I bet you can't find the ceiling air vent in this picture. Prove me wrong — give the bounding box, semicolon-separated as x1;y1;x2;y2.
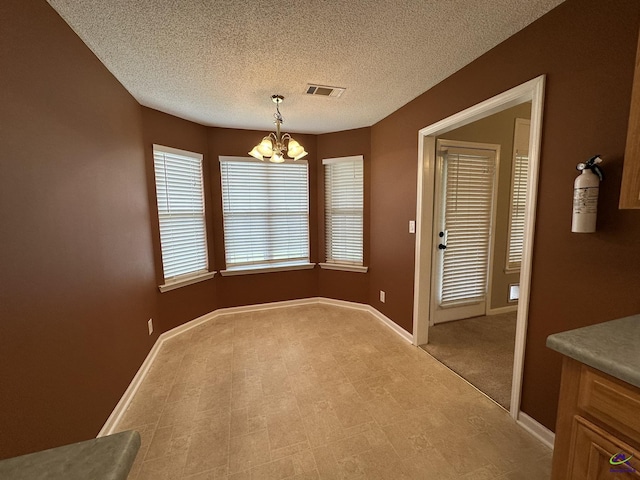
305;84;345;98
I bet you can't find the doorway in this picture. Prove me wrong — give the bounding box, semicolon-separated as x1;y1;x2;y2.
412;76;545;420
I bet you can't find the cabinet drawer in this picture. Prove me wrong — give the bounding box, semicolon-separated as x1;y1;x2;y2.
578;366;640;445
569;416;640;479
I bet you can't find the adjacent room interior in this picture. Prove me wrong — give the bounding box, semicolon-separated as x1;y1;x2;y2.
421;102;532;411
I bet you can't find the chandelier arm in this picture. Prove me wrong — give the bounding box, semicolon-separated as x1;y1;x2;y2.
274;116;282;142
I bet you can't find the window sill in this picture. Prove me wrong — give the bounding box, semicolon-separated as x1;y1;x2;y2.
220;262;316;277
159;271;216;293
319;263;369;273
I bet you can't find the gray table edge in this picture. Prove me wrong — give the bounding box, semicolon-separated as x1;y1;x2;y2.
0;430;140;480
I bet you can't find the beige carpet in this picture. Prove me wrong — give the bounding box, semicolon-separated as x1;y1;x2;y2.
421;311;517;410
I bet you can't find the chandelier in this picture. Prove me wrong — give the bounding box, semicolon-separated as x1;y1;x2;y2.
248;94;308;163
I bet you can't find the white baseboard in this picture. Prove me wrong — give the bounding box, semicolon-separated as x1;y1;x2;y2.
160;298;316;343
97;338;164;437
98;297;412;436
486;305;518;315
517;411;555;450
317;297;413;343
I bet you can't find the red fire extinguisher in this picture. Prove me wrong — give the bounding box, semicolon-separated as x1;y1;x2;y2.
572;155;603;233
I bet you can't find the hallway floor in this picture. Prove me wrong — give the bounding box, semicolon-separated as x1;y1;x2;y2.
421;311;517;410
116;304;551;479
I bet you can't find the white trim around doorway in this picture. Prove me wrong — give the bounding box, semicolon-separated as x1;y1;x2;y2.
412;75;546;421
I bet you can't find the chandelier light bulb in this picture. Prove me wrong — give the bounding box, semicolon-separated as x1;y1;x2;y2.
287;138;302;157
248;146;263;160
293;149;308;161
256;137;274;157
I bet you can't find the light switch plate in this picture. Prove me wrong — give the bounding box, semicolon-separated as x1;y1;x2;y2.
409;220;416;234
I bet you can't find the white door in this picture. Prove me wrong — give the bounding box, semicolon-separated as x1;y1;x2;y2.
431;140;499;324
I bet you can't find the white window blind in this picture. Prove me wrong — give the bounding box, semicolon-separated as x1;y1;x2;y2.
323;156;364;265
153;145;209;282
440;149;496;306
506;118;530;272
219;156;309;269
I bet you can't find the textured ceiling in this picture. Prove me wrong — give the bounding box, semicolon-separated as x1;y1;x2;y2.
46;0;564;134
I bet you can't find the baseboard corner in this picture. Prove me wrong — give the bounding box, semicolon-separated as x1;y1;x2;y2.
517;411;555;450
98;296;413;435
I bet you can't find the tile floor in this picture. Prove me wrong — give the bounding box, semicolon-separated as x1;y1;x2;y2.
117;304;551;479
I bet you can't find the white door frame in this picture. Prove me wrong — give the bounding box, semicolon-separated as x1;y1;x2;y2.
412;75;545;419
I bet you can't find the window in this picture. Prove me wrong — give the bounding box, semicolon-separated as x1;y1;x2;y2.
219;156;311;274
321;155;366;272
153;145;212;292
506;118;530;273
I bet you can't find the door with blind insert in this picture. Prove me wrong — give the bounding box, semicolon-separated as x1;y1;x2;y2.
432;141;498;324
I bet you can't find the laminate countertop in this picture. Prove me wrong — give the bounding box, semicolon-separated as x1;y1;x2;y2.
546;313;640;388
0;430;140;480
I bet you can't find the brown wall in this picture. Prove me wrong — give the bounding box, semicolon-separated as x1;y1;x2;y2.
369;120;420;331
141;108;218;332
0;1;157;458
369;0;640;429
317;128;371;304
4;0;640;459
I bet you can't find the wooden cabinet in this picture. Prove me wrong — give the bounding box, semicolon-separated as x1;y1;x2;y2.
621;28;640;209
569;417;640;479
552;358;640;479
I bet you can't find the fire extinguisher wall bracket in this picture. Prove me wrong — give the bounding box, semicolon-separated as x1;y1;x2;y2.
572;155;603;233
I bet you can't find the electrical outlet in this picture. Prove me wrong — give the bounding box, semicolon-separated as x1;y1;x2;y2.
147;318;153;335
380;290;386;303
409;220;416;234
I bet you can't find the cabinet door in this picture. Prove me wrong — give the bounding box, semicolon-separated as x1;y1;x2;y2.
621;29;640;209
569;416;640;479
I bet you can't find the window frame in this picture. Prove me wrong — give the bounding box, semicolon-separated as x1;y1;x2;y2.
320;155;367;273
153;144;214;292
218;156;313;276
